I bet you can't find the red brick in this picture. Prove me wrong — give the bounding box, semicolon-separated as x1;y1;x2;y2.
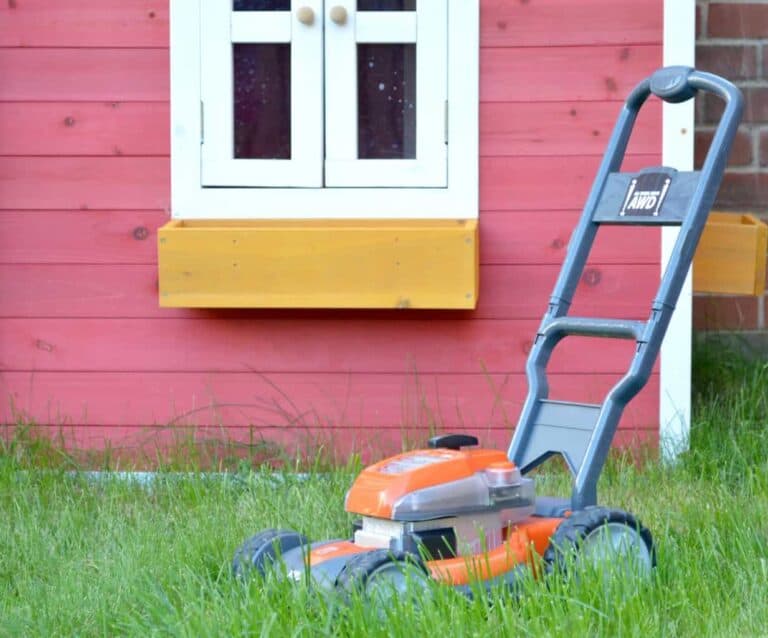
708;3;768;38
700;87;768;125
696;4;704;38
693;295;758;331
695;127;753;168
764;45;768;80
715;172;768;210
760;129;768;167
696;44;758;81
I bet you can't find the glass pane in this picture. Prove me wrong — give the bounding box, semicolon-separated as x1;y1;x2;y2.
233;44;291;159
358;44;416;160
358;0;416;9
234;0;290;10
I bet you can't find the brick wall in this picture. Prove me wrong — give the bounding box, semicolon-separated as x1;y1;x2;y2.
694;1;768;332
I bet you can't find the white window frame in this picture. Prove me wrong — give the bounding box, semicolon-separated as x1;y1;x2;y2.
170;0;479;220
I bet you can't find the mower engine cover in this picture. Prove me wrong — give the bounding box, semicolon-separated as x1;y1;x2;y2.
338;448;535;557
345;448;535;521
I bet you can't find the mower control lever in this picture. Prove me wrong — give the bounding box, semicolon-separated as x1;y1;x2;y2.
428;434;479;450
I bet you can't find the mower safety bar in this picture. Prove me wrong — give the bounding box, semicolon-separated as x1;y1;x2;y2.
538;318;646;342
508;67;744;511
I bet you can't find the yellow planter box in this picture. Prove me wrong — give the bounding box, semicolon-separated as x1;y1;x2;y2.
158;219;478;309
693;212;768;296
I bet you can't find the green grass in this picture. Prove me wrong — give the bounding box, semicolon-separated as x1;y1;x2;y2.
1;345;767;637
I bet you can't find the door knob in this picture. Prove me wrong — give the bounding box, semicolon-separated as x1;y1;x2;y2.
329;5;348;25
296;6;315;25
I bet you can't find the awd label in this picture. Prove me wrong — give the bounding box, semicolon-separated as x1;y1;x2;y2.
619;172;672;216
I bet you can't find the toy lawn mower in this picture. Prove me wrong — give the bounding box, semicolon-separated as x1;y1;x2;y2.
232;67;743;597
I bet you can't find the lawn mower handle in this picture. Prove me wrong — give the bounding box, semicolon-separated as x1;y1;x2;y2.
508;67;744;511
643;65;742;105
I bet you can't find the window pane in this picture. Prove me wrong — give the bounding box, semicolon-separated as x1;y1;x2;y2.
358;0;416;10
234;44;291;159
234;0;290;10
357;44;416;160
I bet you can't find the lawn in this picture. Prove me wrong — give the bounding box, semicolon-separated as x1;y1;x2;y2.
1;343;767;637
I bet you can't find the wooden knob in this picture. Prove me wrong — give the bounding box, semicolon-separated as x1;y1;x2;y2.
296;6;315;25
329;5;348;25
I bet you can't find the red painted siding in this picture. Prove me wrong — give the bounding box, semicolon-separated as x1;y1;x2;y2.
0;1;663;458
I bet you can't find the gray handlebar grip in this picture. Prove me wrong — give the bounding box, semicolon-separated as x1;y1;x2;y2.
649;66;697;103
645;65;743;109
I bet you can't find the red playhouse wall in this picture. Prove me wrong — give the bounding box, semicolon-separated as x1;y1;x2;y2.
0;1;663;459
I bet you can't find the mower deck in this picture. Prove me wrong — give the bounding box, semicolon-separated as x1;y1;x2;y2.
305;515;563;587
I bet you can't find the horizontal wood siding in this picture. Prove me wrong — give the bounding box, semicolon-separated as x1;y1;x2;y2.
0;423;659;463
0;371;659;436
0;210;658;266
0;103;170;156
0;264;660;319
1;318;643;374
0;0;663;457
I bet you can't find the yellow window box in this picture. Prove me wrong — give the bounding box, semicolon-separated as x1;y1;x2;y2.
693;212;768;296
158;219;478;309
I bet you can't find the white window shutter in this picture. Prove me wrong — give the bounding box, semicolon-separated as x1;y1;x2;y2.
200;0;324;187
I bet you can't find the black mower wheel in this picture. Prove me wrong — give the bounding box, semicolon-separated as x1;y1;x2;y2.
232;528;308;579
543;506;656;578
335;550;430;602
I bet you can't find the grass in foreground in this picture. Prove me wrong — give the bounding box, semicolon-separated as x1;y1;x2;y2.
1;346;767;637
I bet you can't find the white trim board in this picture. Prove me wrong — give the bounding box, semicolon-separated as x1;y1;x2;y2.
660;0;695;460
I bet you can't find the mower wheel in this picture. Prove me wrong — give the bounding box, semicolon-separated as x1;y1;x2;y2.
232;528;308;578
335;550;430;602
543;506;655;578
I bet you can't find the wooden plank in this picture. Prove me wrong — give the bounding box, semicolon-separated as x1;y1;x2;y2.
480;263;658;319
158;220;479;310
0;46;659;104
0;100;658;159
480;0;662;48
0;156;665;212
0;371;660;432
0;158;169;211
0;423;658;463
481;211;659;266
0;0;168;48
0;210;164;265
480;101;662;157
0;318;646;374
0;210;658;266
0;103;169;157
0;1;660;50
0;49;169;102
0;263;658;319
480;45;661;103
693;213;768;296
480;154;660;212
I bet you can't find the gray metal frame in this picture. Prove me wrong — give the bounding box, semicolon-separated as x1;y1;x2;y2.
507;67;744;510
